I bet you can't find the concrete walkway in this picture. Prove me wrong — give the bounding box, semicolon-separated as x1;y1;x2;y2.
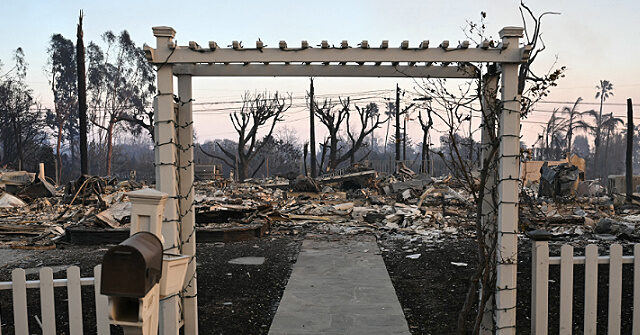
269;235;410;335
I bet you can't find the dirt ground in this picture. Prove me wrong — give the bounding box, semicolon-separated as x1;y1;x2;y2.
380;235;636;334
0;237;302;335
378;234;478;334
0;234;636;334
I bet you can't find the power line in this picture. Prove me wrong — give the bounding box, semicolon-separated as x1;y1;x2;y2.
537;100;640;107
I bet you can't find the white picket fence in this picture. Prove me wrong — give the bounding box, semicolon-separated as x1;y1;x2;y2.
532;241;640;334
0;264;110;335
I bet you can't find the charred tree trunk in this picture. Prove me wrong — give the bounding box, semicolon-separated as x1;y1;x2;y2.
56;126;63;183
421;130;428;173
627;98;634;201
303;142;308;176
319;138;328;174
238;156;249;181
106;122;114;176
13;119;23;171
76;10;89;176
329;130;338;170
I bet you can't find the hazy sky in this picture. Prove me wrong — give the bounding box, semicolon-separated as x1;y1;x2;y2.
1;0;639;147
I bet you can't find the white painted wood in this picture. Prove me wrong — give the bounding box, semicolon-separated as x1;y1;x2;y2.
478;71;499;335
39;267;56;335
155;30;181;335
495;27;523;335
634;244;640;334
559;245;574;335
547;255;635;266
66;266;83;335
608;244;622;334
172;63;478;78
531;241;549;335
93;265;110;335
584;244;598;335
11;268;28;335
0;277;95;290
147;43;526;64
178;74;198;334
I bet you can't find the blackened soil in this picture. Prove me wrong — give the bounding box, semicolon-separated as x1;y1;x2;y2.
196;237;301;334
379;236;478;334
0;236;301;335
380;237;636;334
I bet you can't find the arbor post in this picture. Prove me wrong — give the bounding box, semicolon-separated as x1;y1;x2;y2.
177;74;198;334
495;27;523;334
479;67;499;334
152;26;181;335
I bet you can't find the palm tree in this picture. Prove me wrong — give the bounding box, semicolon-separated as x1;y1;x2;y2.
542;109;565;160
593;80;614;177
601;113;624;178
560;97;584;154
364;102;379;148
383;102;395;156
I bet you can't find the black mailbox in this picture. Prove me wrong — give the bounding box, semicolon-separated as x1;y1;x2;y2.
101;232;163;298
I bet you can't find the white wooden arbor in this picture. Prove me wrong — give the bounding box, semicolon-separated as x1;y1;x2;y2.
144;26;530;335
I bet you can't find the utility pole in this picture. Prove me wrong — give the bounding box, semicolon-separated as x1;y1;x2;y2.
626;98;634;201
403;112;407;161
395;84;401;165
76;10;88;176
309;78;317;177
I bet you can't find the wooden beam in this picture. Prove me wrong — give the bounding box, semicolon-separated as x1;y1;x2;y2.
172;64;479;78
147;45;527;64
146;26;529;65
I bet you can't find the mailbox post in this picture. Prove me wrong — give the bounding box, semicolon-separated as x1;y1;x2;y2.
100;187;190;334
127;188;168;240
101;232;163;335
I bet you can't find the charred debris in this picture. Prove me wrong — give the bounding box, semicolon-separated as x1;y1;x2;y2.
1;158;640;250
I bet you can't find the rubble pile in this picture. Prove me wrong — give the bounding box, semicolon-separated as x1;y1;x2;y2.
189;167;475;242
0;170;144;249
521;175;640;246
4;158;640;249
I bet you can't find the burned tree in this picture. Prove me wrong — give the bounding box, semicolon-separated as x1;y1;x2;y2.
0;48;48;171
540;108;566;160
418;106;434;174
312;98;349;171
87;30;156;176
77;10;89;176
312;96;386;171
593;79;614;178
349;103;384;164
46;33;78;183
206;92;289;181
517;2;563;115
560;97;588;154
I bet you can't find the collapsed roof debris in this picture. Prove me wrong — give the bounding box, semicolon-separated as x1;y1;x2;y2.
1;156;640;250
